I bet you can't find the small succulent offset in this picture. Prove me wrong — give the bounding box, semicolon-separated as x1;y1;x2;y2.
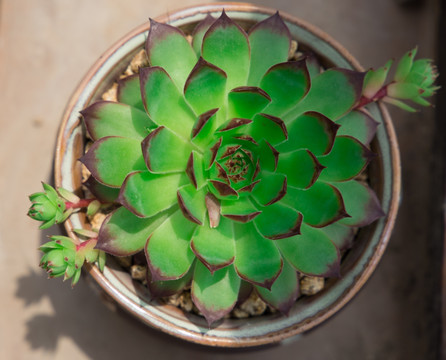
28;11;438;324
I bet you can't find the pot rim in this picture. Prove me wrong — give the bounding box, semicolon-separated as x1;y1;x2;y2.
55;2;401;347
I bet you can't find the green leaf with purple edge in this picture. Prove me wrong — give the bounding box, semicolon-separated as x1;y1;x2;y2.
80;136;146;188
83;176;120;204
81;101;154;141
141;126;193;174
192;14;215;56
220;197;261;223
363;59;393;99
227;87;271;119
284;68;365;121
254;201;302;239
117;74;145;111
319;222;356;251
146;19;197;89
184;58;227;115
276;111;339;156
394;47;417;82
145;209;197;281
191;261;241;326
190;109;219;151
304;51;322;79
387;82;423;100
140;66;196;139
177;184;207;225
260;60;310;117
233;222;283;289
335;180;385;227
247;113;287;146
236;281;254;305
255;258;299;315
277;149;324;189
216;118;252;135
335;109;379;145
191;216;235;273
284;182;349;227
147;261;195;298
186;150;207;189
201;11;250;90
318;136;375;182
204;137;222;170
119;171;188;218
257;139;279;172
96;205;176;256
251;171;286;206
207;179;239;201
247;12;291;86
277;223;341;277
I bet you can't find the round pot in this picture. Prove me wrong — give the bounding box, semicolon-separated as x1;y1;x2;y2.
55;2;401;347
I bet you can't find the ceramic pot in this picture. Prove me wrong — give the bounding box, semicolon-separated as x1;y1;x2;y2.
54;2;401;347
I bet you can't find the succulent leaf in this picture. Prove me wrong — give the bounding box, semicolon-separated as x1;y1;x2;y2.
319;222;356;251
254;201;303;240
80;136;146;187
119;171;187;218
96;206;177;256
146;19;198;89
177;184;207;225
141;126;193;173
86;200;101;217
117;74;145;110
83;176;120;204
285;69;364;121
336;109;379;145
186;150;206;189
257;140;279;172
336;180;385;227
227;87;271;119
191;261;241;326
233;222;283;289
260;60;310;117
277;111;339;155
247;12;291;86
255;259;299;315
277;149;324;189
201;11;250;90
140;66;196;139
318;136;375;182
394;47;417;82
81;101;153;141
184;58;227;115
220;197;261;222
284;182;349;227
191;216;235;273
145;210;197;281
277;224;340;277
247;113;287;145
362;59;393;99
251;171;287;206
57;187;80;203
148;261;195;298
191;14;216;56
190;109;219;150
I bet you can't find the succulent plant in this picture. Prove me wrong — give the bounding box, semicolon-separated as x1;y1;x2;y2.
28;11;437;325
28;183;73;229
39;234;105;286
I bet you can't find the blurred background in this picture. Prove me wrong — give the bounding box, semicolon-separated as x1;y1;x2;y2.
1;0;444;358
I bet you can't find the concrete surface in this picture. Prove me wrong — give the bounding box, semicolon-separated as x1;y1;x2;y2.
0;0;442;359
